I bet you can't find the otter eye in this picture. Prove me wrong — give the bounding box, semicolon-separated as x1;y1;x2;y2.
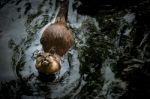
37;54;42;58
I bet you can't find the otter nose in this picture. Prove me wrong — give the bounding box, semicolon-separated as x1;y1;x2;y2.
42;60;49;66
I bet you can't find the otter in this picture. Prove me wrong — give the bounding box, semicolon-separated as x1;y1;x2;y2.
35;0;73;75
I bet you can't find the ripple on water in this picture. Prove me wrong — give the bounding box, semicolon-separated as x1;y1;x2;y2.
0;0;138;98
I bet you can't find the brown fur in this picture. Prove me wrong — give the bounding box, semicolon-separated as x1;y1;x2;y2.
40;23;73;56
35;0;73;75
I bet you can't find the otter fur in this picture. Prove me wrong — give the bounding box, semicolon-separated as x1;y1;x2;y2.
35;0;73;75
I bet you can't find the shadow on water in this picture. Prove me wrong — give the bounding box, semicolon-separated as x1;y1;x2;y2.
0;0;150;99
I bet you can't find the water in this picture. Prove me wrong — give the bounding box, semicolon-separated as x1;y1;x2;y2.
0;0;149;99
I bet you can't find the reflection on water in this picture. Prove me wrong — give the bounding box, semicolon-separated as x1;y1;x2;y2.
0;0;149;99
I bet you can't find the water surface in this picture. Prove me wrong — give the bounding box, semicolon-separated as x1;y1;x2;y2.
0;0;150;99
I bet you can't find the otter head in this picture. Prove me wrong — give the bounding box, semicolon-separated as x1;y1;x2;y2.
35;52;61;75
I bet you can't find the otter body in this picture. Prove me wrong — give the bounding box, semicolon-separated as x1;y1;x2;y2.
40;23;73;56
35;0;73;75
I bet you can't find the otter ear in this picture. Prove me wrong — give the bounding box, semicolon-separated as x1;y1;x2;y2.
32;50;39;59
32;50;42;59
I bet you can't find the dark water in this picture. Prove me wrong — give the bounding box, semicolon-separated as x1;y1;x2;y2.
0;0;150;99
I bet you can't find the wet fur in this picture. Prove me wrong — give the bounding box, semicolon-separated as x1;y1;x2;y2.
35;0;73;75
36;53;61;74
40;23;73;56
40;0;73;56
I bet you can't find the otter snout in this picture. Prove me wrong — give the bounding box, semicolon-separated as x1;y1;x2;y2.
42;60;50;66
